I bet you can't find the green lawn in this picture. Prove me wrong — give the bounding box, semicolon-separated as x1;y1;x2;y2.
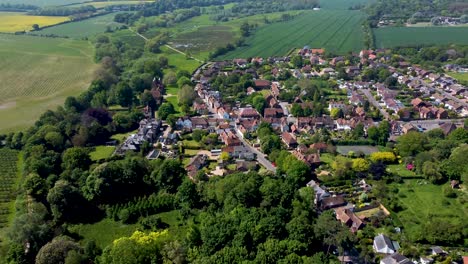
184;149;200;156
449;72;468;85
68;218;139;249
387;164;417;178
90;146;115;161
165;95;181;113
111;130;137;143
320;153;335;166
159;45;202;73
393;179;467;241
0;34;96;132
183;140;201;149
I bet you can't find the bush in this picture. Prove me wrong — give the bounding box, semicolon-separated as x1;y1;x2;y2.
443;185;457;198
139;215;169;230
370;152;397;164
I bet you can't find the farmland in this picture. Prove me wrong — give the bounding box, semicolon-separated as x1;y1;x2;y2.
219;10;366;59
0;0;88;6
0;149;19;229
0;34;96;132
69;1;154;8
35;12;123;38
318;0;375;10
0;11;69;33
374;27;468;48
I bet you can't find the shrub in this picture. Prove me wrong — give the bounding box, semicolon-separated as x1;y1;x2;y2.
370;152;397;164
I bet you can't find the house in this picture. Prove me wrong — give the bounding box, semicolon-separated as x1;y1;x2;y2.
402;123;418;134
430;246;446;256
281;132;298;149
450;180;460;189
254;79;271;90
411;98;426;108
237;119;259;135
264;108;284;118
439;122;457;136
239;107;261;119
321;196;346;210
335;207;364;233
328;100;346;111
118;118;162;154
380;253;414;264
310;142;328;153
292;150;321;168
306;180;330;205
346;66;361;77
223;145;255;160
191;117;209;129
220;130;241;146
185;154;208;179
373;234;399;254
419;257;433;264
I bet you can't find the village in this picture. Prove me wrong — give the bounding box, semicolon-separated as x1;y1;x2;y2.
112;47;468;264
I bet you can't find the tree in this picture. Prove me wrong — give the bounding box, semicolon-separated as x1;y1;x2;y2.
47;180;89;223
145;33;168;53
291;55;303;68
62;147;91;171
330;108;343;119
177;76;192;89
352;158;370;172
115;83;134;107
422;161;444;184
352;123;365;139
396;132;428;157
157;103;175;120
240;22;250;37
253;95;266;114
32;24;39;30
36;237;81;264
290;103;303;117
177;84;195;106
448;127;468;143
150;159;185;193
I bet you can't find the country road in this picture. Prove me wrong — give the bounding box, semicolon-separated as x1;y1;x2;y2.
129;28;203;63
235;130;277;173
361;89;390;120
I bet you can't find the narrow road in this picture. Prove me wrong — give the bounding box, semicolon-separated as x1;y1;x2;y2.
129;28;203;63
235;130;277;173
362;89;390;120
432;85;468;108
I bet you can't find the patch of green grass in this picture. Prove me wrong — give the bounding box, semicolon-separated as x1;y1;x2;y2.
320;153;335;166
387;164;417;178
155;210;187;240
0;0;89;7
0;149;19;229
111;130;137;143
165;85;179;96
393;179;467;241
90;146;115;161
184;149;200;156
34;12;124;38
69;1;154;8
165;95;181;113
68;218;139;249
159;45;202;73
448;72;468;84
183;140;201;149
220;10;366;58
0;34;96;132
374;27;468;49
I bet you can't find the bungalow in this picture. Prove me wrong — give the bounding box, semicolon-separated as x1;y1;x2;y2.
402;123;418;134
373;234;399;254
223;145;255;160
439;122;457;136
281;132;298;149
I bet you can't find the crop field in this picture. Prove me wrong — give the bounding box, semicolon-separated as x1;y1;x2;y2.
374;27;468;48
35;12;123;38
70;1;154;8
0;34;96;132
0;149;19;229
0;0;88;6
219;10;366;59
319;0;375;10
0;12;69;33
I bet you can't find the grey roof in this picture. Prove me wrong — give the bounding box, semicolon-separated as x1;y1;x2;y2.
374;234;395;252
381;253;414;264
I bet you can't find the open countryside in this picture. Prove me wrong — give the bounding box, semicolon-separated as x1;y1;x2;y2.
0;0;88;6
0;34;96;132
374;27;468;48
69;1;154;9
35;12;123;38
220;10;366;59
0;11;69;32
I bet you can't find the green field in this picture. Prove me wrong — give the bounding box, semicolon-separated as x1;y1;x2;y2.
319;0;375;10
0;149;19;229
393;179;467;242
69;0;153;8
220;10;366;59
374;27;468;49
0;0;89;6
0;34;96;132
448;72;468;83
171;25;235;55
35;13;123;38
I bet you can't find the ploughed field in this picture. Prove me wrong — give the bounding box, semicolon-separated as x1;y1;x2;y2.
0;34;96;132
220;10;366;59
